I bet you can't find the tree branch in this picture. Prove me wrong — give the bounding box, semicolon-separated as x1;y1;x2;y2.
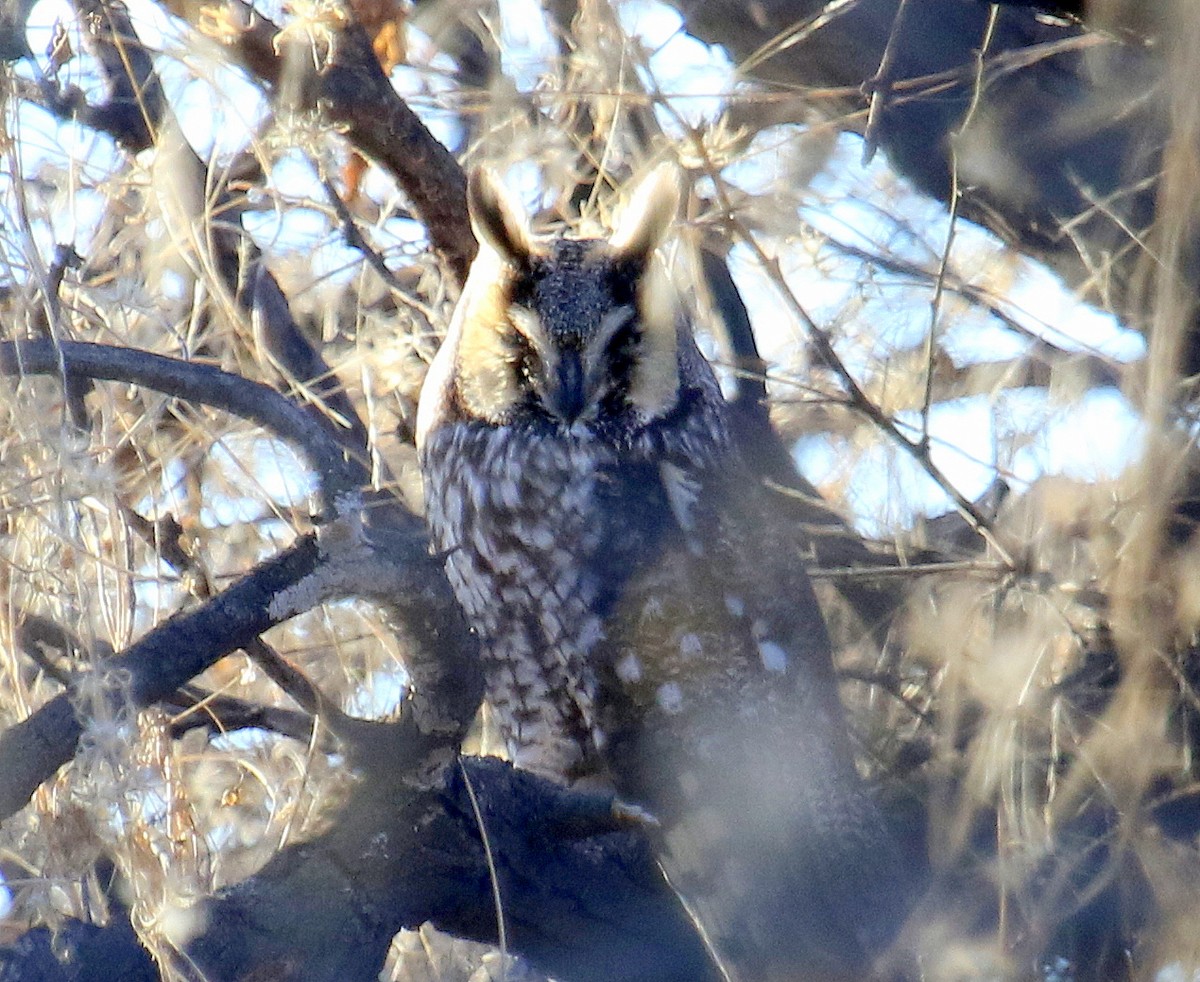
209;2;477;286
0;534;321;821
0;339;366;512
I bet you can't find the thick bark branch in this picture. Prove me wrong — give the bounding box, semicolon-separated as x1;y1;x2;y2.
214;3;476;286
0;758;725;982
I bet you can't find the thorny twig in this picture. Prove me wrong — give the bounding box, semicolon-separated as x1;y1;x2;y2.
723;205;1016;565
638;55;1018;564
241;636;374;746
167;687;330;746
813;230;1128;390
320;174;409;296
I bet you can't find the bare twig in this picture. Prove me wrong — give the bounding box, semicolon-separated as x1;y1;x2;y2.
63;0;167;151
320;175;409;296
739;0;862;77
213;2;476;286
809;558;1009;581
250;264;374;460
167;686;329;746
922;6;1000;447
732;224;1015;566
860;0;915;165
16;614;98;686
0;339;367;512
119;503;213;597
813;229;1128;390
241;636;377;747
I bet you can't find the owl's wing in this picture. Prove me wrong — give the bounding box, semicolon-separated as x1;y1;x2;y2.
596;461;914;980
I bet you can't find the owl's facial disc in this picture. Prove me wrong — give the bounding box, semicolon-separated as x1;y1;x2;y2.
508;304;587;423
509;301;642;424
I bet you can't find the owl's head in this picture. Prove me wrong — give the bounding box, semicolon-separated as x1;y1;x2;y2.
418;165;695;440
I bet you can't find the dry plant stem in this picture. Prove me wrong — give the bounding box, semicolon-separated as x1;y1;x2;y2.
1063;0;1200;817
716;28;1105;137
167;687;327;746
739;0;861;77
922;5;998;444
818;231;1126;392
737;226;1015;566
320;175;409;297
458;757;509;968
0;339;366;511
0;533;322;822
1059;172;1158;314
860;0;914;165
652;86;1012;563
810;558;1008;580
242;636;362;742
753;21;1103;114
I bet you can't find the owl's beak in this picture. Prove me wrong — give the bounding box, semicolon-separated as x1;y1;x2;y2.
547;350;586;422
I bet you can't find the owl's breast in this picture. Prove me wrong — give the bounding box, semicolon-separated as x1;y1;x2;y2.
421;419;674;620
419;417;678;775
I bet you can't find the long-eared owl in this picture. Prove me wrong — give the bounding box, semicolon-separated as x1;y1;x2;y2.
417;167;912;979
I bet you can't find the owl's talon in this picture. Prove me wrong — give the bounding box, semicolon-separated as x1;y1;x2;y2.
612;798;660;829
539;784;659;838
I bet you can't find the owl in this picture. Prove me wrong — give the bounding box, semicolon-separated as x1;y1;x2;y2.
417;167;912;979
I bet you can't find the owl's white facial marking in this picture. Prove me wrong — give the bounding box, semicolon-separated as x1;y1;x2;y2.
431;167;689;435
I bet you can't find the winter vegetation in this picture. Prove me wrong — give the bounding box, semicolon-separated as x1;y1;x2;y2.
0;0;1197;979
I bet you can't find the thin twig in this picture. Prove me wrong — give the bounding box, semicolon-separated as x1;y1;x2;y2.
650;65;1016;564
320;175;408;296
242;636;365;745
120;503;214;597
733;235;1015;566
249;263;374;460
860;0;914;165
923;6;1000;447
739;0;861;77
167;687;330;747
809;558;1009;580
460;758;510;979
838;666;934;724
812;229;1128;389
0;534;324;822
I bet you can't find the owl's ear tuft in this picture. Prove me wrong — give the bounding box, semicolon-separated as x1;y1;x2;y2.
468;168;534;265
610;164;681;263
